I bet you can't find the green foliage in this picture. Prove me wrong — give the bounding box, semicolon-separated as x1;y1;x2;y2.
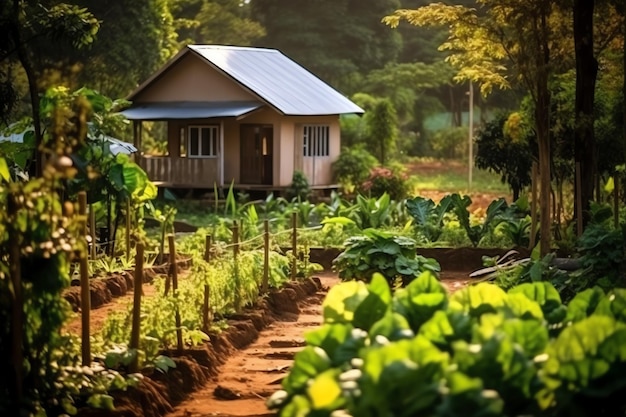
332;145;378;194
333;229;440;287
429;126;468;159
406;195;454;242
366;99;398;165
451;193;508;247
0;87;144;416
285;170;311;202
269;275;626;417
361;166;409;201
475;112;534;200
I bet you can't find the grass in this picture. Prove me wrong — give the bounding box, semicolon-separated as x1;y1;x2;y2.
404;157;511;196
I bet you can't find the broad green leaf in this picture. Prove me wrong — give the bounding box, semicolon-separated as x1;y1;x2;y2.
567;287;611;322
0;157;10;182
322;280;369;323
509;282;566;324
450;283;507;317
504;293;544;321
306;369;343;410
282;346;331;392
545;315;624;387
353;273;392;330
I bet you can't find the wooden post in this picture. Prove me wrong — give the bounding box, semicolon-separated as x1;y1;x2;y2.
529;162;538;249
130;243;144;373
262;220;270;294
7;195;23;406
78;192;91;366
89;204;96;259
576;162;583;237
291;212;297;280
168;235;183;353
614;174;619;229
232;220;239;259
125;199;131;262
203;235;212;333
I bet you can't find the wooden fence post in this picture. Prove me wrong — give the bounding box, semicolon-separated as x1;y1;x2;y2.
78;192;91;366
126;199;131;262
291;212;297;280
262;219;270;294
130;243;144;373
89;204;96;259
168;235;183;353
203;235;212;333
232;220;239;259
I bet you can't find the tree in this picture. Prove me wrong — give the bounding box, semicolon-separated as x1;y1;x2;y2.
250;0;402;90
367;99;398;165
475;112;534;200
384;1;561;256
171;0;265;46
0;1;99;176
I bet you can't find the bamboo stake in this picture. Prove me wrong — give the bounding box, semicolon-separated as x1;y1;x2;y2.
8;194;23;407
168;235;183;353
203;235;212;333
130;243;144;373
614;174;619;229
529;162;538;249
125;199;131;262
78;192;91;366
89;204;96;259
262;219;270;294
291;212;297;280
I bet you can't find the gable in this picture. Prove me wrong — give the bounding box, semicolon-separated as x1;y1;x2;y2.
132;52;256;103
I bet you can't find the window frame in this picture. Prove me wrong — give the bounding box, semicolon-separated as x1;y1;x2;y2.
302;125;330;158
187;125;219;158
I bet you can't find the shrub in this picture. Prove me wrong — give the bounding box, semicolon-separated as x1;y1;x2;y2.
285;170;311;201
361;166;409;201
332;146;378;194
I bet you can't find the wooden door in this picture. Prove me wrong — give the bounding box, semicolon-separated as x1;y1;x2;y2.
240;124;273;184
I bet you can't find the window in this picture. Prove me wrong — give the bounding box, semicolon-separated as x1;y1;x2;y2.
303;125;330;157
188;125;218;157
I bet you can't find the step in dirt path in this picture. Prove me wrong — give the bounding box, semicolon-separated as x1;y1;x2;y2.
166;274;340;417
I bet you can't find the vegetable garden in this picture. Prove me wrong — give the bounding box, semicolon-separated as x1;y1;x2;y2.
3;88;626;417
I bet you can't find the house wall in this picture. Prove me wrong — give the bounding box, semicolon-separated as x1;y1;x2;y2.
133;53;256;103
288;115;341;187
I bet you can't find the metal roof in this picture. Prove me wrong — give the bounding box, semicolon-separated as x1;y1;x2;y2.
188;45;363;116
121;101;264;120
126;45;364;117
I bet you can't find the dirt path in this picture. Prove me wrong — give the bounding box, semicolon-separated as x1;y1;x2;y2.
164;271;470;417
165;274;339;417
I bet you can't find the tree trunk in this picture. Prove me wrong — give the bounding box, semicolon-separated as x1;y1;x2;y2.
536;6;552;257
573;0;598;228
10;0;43;177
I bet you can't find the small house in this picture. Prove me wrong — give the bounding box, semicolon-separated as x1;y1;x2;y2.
122;45;363;196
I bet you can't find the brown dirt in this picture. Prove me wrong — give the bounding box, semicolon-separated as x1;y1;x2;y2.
405;158;509;213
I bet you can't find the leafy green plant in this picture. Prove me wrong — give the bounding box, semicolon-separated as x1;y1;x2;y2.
451;193;508;247
332;145;378;194
269;273;626;417
332;228;440;286
406;195;454;242
285;170;311;202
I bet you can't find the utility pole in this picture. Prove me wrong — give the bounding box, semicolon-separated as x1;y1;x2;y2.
468;81;474;191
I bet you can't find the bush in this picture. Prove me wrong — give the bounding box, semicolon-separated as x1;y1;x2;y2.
285;170;311;201
361;166;409;201
332;146;378;194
